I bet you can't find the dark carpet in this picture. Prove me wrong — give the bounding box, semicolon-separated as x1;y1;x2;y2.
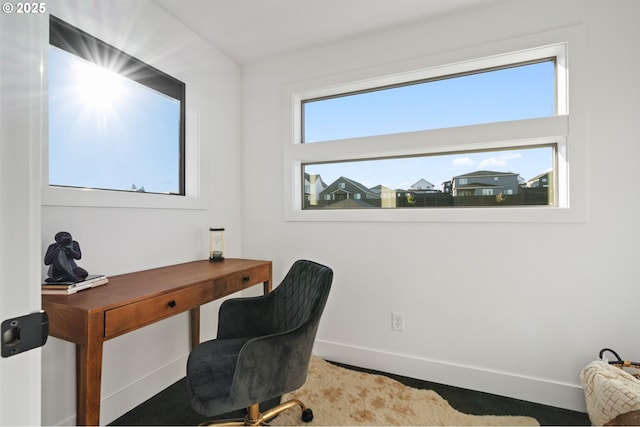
109;360;590;426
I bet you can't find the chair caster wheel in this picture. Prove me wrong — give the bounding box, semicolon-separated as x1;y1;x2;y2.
302;408;313;422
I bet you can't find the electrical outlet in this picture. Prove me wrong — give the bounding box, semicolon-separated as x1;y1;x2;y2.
391;312;405;332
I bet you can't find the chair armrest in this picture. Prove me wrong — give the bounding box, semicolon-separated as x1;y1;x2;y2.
229;320;320;404
217;292;276;339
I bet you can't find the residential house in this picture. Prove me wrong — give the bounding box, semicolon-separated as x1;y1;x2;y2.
451;170;521;197
527;171;553;188
442;180;453;195
304;173;327;207
410;178;436;192
317;176;380;208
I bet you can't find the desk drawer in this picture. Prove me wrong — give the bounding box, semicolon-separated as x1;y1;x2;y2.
213;264;270;299
105;282;212;338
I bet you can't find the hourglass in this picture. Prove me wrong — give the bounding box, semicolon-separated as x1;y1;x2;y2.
209;227;225;262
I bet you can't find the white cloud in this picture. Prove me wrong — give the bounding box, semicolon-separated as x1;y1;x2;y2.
478;153;522;169
479;157;507;168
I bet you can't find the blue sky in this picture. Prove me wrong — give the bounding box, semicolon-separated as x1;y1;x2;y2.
48;46;181;194
303;61;555;190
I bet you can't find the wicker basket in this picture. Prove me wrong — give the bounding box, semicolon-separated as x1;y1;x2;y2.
581;349;640;426
600;349;640;380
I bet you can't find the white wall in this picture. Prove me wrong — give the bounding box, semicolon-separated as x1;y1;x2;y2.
241;0;640;412
40;1;243;425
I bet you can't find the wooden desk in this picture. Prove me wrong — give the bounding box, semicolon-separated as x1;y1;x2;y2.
42;258;272;426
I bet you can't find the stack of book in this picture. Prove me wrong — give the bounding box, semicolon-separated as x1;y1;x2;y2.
42;274;108;295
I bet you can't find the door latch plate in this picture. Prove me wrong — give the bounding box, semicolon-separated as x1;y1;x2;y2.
1;311;49;358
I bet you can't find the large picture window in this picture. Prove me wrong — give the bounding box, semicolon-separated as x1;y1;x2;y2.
299;59;556;210
48;16;186;195
284;29;587;222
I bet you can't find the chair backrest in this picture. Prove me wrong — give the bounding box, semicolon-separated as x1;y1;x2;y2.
272;259;333;334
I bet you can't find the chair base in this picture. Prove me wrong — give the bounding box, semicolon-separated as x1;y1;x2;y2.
199;399;313;426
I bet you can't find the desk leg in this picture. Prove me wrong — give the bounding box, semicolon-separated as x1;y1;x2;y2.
189;307;200;349
263;279;272;294
76;339;103;426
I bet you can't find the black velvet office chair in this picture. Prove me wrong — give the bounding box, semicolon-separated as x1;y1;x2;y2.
186;259;333;426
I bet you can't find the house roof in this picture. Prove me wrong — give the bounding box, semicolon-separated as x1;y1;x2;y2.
410;178;434;189
527;171;552;183
454;170;518;178
327;176;379;198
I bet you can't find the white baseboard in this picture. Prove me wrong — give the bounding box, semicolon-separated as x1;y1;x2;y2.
100;354;189;425
313;339;587;413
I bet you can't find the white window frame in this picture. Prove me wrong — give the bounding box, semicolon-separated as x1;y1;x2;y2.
284;25;586;223
42;16;205;211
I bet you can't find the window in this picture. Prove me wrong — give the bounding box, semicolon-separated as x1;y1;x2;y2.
302;60;555;143
304;146;555;208
300;59;556;211
48;16;185;195
285;27;587;222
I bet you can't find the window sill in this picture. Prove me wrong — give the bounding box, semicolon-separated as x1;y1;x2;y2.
285;205;586;223
42;186;206;210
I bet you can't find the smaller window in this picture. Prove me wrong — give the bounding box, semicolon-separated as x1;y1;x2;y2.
303;146;555;209
48;16;186;195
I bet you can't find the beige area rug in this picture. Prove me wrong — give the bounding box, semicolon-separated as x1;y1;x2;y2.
276;356;539;426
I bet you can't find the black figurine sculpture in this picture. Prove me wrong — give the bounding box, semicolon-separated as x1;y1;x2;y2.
44;231;89;283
